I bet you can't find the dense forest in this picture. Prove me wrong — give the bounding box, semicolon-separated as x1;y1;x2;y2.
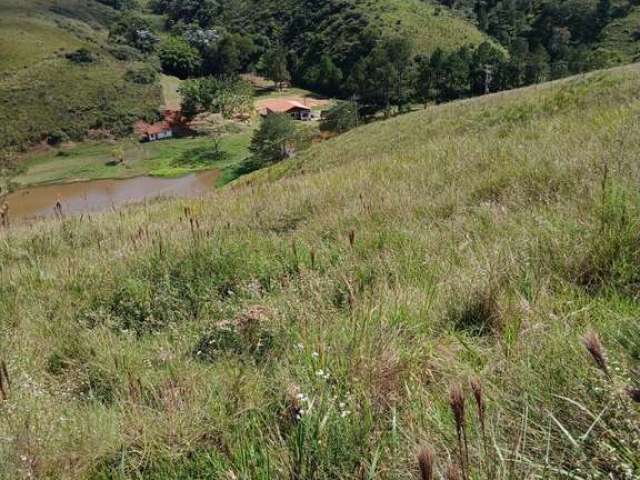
105;0;640;114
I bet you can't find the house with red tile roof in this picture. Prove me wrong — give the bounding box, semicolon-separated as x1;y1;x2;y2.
134;110;184;142
259;99;312;121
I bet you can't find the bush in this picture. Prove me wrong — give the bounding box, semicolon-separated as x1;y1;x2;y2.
124;65;158;84
107;44;143;61
320;101;359;134
193;308;274;362
47;130;70;145
65;48;96;64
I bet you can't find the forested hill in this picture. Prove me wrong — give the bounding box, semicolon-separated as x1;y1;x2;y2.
150;0;494;92
441;0;640;71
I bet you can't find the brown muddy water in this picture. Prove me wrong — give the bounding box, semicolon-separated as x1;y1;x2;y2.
3;170;219;224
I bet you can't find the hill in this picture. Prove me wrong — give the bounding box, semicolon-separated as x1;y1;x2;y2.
0;0;161;159
152;0;495;95
1;64;640;478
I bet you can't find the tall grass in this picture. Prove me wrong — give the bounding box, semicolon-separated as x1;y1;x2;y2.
1;65;640;479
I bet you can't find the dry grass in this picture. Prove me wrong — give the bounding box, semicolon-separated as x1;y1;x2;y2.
1;65;640;478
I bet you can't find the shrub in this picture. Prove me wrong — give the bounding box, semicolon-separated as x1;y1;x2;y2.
193;308;274;362
107;43;143;61
47;130;69;145
124;65;158;84
65;48;96;64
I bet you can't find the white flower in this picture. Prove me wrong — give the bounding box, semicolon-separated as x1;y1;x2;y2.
316;369;324;377
296;343;304;350
340;410;351;418
312;352;319;358
339;402;346;409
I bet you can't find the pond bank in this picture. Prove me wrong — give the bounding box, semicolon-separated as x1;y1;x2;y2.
4;169;220;224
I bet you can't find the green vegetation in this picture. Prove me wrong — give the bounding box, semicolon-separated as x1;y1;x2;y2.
249;113;305;164
150;0;493;98
0;0;162;159
12;132;252;186
442;0;640;76
178;76;254;120
2;64;640;478
320;101;360;134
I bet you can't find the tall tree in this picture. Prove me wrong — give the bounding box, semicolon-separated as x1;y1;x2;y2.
261;45;291;91
159;37;202;78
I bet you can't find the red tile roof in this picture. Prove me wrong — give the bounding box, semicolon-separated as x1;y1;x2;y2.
135;110;183;137
260;99;311;114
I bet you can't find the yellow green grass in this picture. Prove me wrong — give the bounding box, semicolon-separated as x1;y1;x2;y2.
368;0;494;53
1;64;640;479
0;0;161;153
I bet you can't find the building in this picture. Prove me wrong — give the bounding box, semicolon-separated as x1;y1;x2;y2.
134;110;183;142
259;100;312;121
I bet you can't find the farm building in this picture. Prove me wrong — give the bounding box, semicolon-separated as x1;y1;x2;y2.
259;100;312;121
134;110;183;142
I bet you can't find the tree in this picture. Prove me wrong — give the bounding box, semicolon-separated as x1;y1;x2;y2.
109;11;159;53
320;101;359;134
180;76;254;120
439;48;471;101
261;45;291;90
524;45;550;84
201;33;256;76
385;36;415;112
159;37;201;78
250;114;300;163
470;42;507;94
347;36;415;115
415;55;435;108
304;55;343;95
216;78;254;119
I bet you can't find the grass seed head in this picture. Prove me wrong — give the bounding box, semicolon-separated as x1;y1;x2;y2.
449;382;466;435
446;464;461;480
582;330;608;376
470;376;485;432
417;447;434;480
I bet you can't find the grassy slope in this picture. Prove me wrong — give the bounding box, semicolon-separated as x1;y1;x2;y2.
0;0;161;153
600;6;640;62
365;0;490;53
1;65;640;478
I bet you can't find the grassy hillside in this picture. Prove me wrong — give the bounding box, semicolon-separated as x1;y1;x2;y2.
1;64;640;479
361;0;489;53
600;6;640;63
0;0;161;156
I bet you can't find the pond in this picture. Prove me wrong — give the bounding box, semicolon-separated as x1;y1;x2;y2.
3;170;219;225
